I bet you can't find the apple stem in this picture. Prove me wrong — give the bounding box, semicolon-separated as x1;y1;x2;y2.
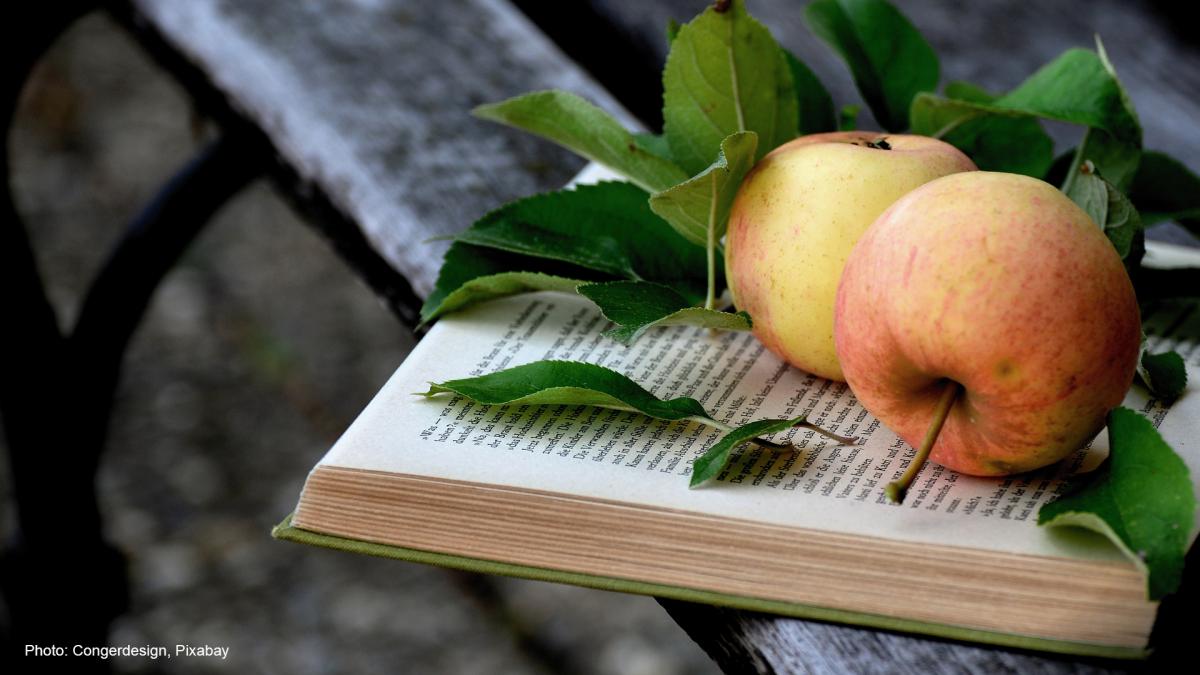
796;421;859;446
885;380;960;504
688;416;857;451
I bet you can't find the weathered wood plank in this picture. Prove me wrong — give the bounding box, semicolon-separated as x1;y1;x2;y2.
659;602;1131;675
126;0;640;300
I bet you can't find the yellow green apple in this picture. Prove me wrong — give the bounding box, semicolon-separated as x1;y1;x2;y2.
834;171;1141;490
725;131;976;381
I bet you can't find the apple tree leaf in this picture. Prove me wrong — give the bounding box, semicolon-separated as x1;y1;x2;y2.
422;362;847;489
1062;161;1142;260
1001;46;1140;145
1130;151;1200;236
909;83;1053;177
649;132;758;248
632;132;674;163
666;18;681;45
422;182;712;323
690;416;810;488
911;47;1141;188
1049;40;1141;193
1100;181;1142;265
650;131;758;309
578;281;751;345
1060;39;1142;193
419;360;711;421
839;104;860;131
804;0;938;132
1138;350;1188;401
454;182;707;296
1067;128;1141;196
1038;407;1194;600
662;0;797;175
420;242;600;324
782;49;837;135
459;219;636;280
1064;161;1109;230
473;90;688;193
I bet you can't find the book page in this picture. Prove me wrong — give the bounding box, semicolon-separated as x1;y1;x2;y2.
310;259;1200;563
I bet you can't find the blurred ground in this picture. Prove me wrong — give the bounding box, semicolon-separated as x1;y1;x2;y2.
2;14;721;675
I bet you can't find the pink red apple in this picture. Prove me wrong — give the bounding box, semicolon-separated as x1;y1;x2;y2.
834;171;1141;478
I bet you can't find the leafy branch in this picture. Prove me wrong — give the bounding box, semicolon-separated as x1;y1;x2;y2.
418;361;857;485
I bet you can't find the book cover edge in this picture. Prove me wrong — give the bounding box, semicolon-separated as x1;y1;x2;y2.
270;512;1148;661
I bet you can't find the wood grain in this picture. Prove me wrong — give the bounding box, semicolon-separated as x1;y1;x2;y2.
126;0;640;300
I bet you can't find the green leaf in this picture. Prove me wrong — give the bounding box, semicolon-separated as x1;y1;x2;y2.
1038;408;1194;600
632;132;674;163
942;81;990;102
662;0;797;175
650;132;759;309
1030;41;1141;192
1064;161;1109;228
1100;180;1141;261
782;49;837;135
474;90;689;193
910;47;1141;186
455;182;709;299
1071;40;1141;192
1138;350;1188;400
691;416;808;487
1066;129;1140;194
459;218;636;279
1062;161;1141;259
1130;151;1200;234
838;104;860;131
420;242;592;324
578;281;751;345
423;362;848;489
420;360;710;421
423;182;719;323
909;85;1053;177
666;18;681;45
804;0;938;132
1000;47;1140;142
649;132;759;248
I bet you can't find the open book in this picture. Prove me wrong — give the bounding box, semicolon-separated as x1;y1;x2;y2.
275;242;1200;659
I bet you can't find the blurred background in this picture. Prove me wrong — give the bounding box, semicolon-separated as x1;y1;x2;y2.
2;12;720;675
3;1;1198;674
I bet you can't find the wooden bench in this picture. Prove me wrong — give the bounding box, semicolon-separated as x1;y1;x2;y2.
4;0;1197;672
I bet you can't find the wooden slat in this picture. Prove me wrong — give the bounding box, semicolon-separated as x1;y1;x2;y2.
126;0;640;299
